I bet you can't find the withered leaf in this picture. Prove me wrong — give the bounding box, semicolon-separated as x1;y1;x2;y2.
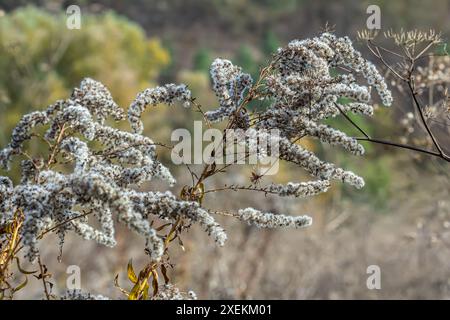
12;276;28;293
127;259;138;284
151;270;159;297
160;264;170;284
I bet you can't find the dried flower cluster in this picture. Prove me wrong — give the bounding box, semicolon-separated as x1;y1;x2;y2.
0;32;393;299
235;208;312;229
0;78;225;263
153;284;198;300
206;33;392;193
205;58;253;123
61;289;110;300
370;29;450;158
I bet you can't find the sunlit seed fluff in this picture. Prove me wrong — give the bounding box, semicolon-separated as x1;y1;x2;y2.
267;180;331;197
69;172;164;261
236;208;312;229
0;79;204;262
128;84;192;134
0;32;390;297
294;118;365;155
73;78;125;124
45;104;96;141
318;33;393;106
125;190;227;246
242;125;363;187
205;58;253;123
188;291;198;300
60;137;90;173
0;108;56;170
252;33;387;190
153;284;197;300
61;289;110;300
341;102;374;116
0;176;15;225
276;136;365;188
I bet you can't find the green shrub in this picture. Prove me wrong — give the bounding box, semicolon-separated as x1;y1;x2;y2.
0;6;170;146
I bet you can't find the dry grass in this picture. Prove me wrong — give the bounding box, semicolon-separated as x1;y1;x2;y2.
10;156;450;299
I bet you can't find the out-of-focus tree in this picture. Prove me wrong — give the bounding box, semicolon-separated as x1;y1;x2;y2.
0;6;170;146
234;45;259;79
262;30;281;56
192;47;213;73
211;0;299;33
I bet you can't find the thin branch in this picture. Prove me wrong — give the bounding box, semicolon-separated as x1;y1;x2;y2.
204;185;274;195
355;136;445;159
37;256;51;300
368;41;407;81
37;211;92;240
407;81;449;160
334;102;370;138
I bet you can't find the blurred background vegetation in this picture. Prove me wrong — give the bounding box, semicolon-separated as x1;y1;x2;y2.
0;0;449;299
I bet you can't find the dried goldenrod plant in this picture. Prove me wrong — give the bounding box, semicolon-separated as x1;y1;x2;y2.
0;31;446;299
